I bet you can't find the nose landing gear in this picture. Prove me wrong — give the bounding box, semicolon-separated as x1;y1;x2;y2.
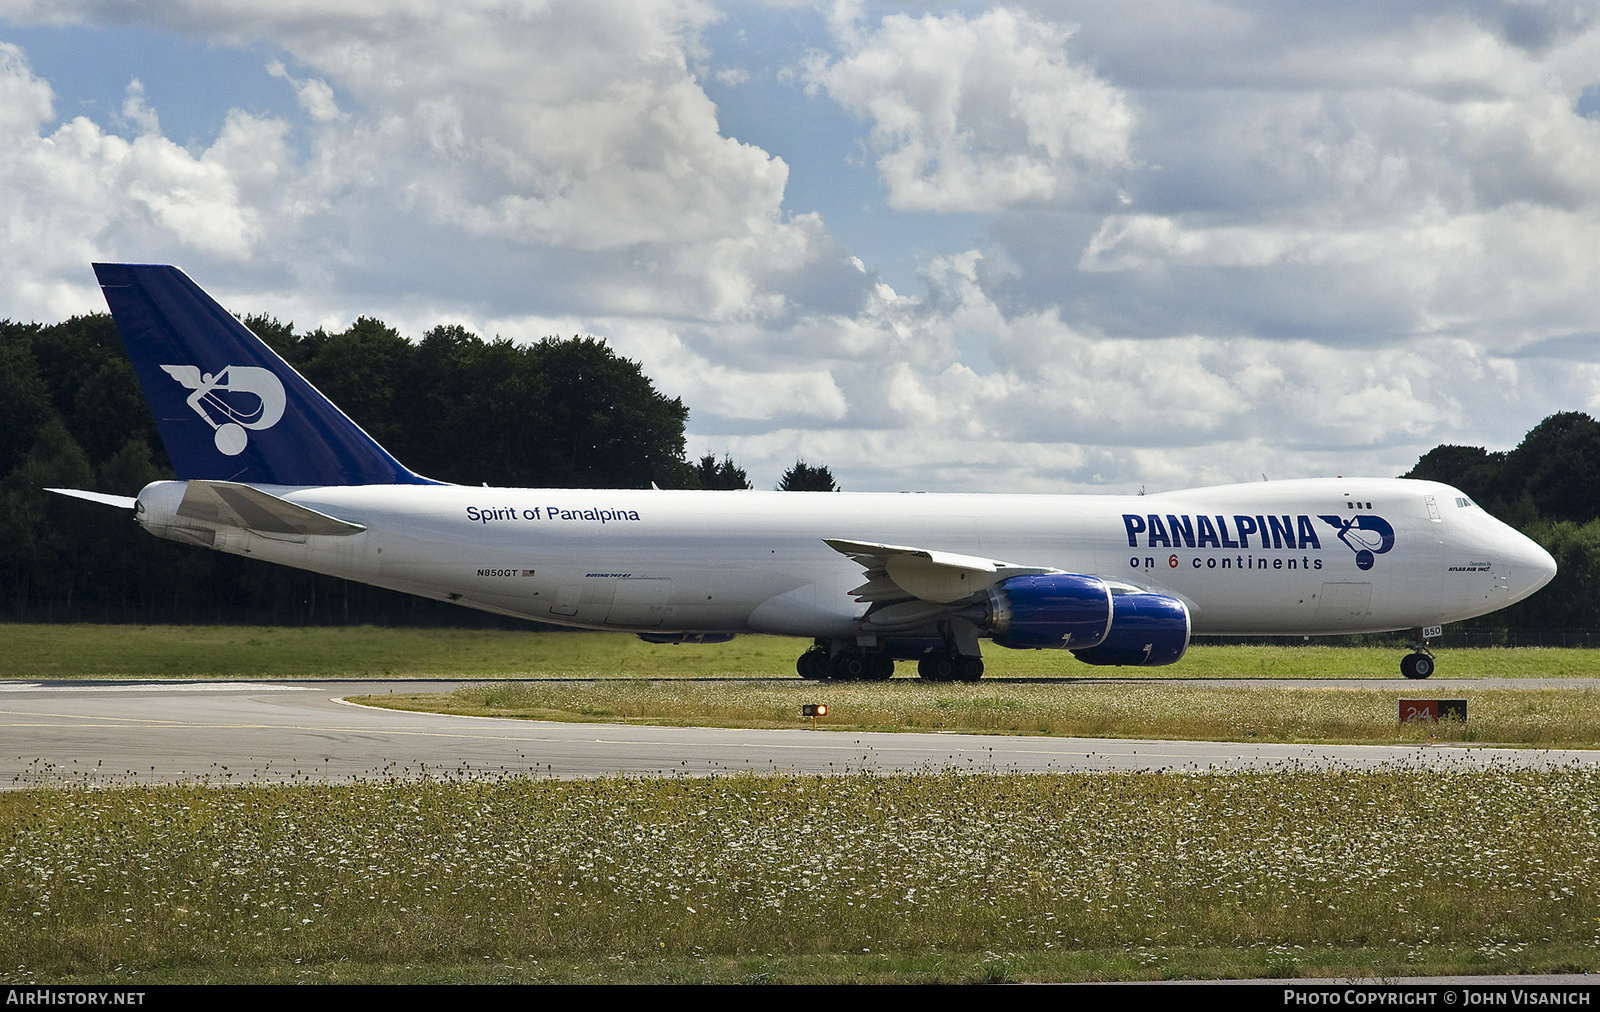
1400;652;1434;679
1400;626;1440;679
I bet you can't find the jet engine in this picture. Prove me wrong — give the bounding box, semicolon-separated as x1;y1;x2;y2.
1070;592;1191;667
984;574;1114;650
980;573;1190;666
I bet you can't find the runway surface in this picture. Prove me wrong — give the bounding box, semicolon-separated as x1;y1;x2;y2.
4;678;1598;787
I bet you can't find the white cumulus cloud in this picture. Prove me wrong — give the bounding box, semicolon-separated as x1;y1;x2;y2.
808;5;1134;212
0;42;272;321
2;2;1600;494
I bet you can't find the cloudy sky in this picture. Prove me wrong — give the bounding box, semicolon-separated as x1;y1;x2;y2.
2;0;1599;493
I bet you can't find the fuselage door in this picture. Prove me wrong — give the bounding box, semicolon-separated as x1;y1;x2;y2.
607;578;672;628
550;583;581;617
1316;582;1373;625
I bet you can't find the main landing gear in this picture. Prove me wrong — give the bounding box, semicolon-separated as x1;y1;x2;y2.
1400;627;1438;680
796;644;894;682
916;653;984;682
796;639;985;682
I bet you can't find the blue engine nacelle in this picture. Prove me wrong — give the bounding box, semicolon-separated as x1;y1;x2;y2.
1070;592;1190;666
987;574;1114;650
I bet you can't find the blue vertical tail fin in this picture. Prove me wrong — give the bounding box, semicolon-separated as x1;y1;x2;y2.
94;263;435;486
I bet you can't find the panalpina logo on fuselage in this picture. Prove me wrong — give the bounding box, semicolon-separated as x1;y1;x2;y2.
1122;513;1397;570
1316;514;1396;570
160;364;287;456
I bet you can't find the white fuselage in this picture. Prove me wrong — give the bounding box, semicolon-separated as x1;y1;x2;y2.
132;476;1555;643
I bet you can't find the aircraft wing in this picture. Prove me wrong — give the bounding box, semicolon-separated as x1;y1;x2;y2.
823;538;1056;604
175;481;366;537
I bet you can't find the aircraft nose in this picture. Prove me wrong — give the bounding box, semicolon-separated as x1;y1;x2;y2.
1506;528;1557;604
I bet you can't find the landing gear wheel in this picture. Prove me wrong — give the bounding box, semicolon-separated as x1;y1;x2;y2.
956;656;985;682
918;653;959;682
797;649;831;680
833;650;869;681
864;650;895;681
1400;652;1434;680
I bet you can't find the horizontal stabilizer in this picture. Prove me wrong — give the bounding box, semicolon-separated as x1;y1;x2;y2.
46;488;138;510
176;481;366;537
824;538;1055;604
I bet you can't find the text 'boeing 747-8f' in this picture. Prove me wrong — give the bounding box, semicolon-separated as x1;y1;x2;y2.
48;264;1557;681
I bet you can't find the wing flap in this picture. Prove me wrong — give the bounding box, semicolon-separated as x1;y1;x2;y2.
847;575;913;602
824;538;1056;604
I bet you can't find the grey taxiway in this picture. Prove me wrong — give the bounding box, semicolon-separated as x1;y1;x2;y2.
4;678;1598;787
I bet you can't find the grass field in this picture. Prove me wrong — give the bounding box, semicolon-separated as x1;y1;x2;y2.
5;769;1600;983
361;681;1600;747
8;623;1600;983
3;623;1599;680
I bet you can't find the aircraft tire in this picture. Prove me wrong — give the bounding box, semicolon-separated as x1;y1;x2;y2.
956;656;985;682
917;654;959;682
863;650;895;681
834;651;869;681
797;650;831;680
1401;653;1434;680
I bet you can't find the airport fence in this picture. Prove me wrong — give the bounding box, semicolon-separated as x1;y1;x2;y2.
1194;628;1600;649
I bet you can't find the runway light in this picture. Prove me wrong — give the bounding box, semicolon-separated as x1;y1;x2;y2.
801;703;828;729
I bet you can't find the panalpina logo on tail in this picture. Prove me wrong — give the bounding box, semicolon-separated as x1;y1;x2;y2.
160;365;287;456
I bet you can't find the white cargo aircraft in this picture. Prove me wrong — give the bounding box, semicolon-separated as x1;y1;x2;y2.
51;265;1556;681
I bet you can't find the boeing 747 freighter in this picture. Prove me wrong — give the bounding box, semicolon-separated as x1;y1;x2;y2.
50;265;1557;681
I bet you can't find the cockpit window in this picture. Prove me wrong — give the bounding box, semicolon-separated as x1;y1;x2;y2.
1454;496;1477;508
